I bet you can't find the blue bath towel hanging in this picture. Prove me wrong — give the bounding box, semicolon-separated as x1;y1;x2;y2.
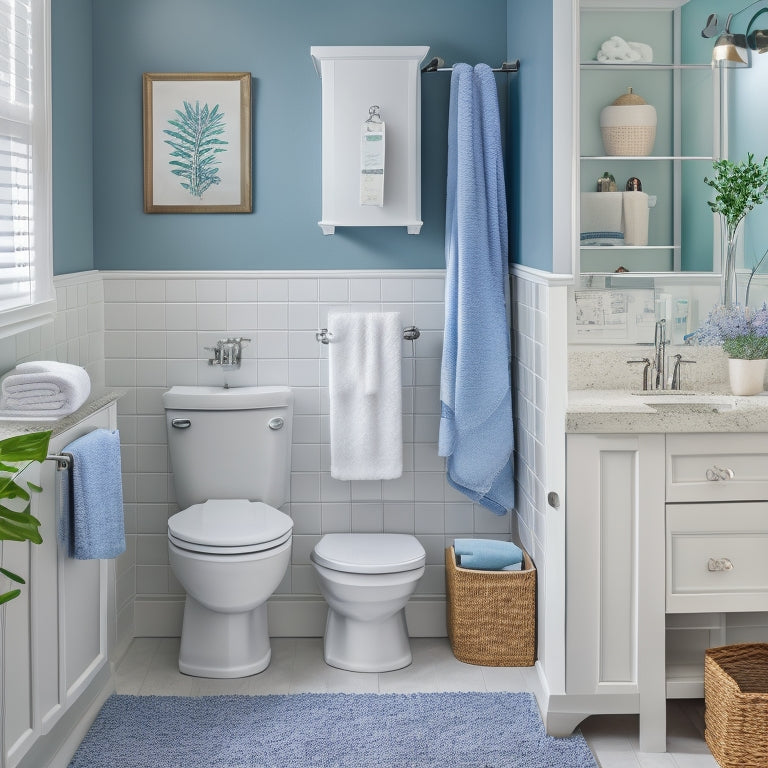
439;63;514;515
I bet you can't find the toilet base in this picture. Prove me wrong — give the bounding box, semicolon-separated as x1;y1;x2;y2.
323;607;412;672
178;597;271;678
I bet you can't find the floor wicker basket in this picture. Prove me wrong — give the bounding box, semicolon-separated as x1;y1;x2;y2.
445;545;536;667
704;643;768;768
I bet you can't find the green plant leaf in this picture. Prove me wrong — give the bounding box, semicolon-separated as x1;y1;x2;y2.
0;589;21;605
0;431;51;463
0;567;25;584
27;482;42;493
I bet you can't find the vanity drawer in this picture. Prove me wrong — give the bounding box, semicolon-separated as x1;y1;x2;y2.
666;433;768;503
666;502;768;613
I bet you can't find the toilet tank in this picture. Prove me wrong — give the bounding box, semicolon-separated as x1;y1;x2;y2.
163;385;293;511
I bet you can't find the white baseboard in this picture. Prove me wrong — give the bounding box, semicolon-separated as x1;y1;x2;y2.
133;595;448;638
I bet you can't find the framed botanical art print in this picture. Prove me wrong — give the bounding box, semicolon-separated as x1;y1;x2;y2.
143;72;252;213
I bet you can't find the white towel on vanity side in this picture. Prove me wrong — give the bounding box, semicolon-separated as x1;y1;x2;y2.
328;311;403;481
0;361;91;416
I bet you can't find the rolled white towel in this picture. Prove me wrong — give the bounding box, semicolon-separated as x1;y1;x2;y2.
596;36;653;64
0;361;91;415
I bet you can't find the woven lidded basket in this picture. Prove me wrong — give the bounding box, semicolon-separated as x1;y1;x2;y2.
704;643;768;768
445;546;536;667
600;87;657;156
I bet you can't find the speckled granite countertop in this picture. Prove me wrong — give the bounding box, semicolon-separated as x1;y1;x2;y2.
0;389;124;440
567;388;768;433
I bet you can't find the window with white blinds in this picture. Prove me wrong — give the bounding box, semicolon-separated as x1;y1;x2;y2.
0;0;54;334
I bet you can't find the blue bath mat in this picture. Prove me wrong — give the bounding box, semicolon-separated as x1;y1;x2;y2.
68;692;597;768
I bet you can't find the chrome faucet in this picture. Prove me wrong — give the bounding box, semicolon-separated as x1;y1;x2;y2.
626;357;652;390
627;319;670;390
670;353;696;391
652;319;667;390
205;337;251;371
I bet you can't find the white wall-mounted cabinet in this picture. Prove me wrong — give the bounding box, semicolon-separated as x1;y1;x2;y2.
311;46;429;235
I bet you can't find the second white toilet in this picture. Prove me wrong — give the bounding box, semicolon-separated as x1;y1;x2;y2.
311;533;425;672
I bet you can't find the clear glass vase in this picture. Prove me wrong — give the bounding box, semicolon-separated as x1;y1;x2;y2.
720;218;743;308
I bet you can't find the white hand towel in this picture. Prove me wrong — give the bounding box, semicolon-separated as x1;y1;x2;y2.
0;361;91;415
329;311;403;481
580;192;624;245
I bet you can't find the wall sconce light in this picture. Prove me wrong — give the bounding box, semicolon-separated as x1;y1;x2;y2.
712;13;750;66
702;0;768;65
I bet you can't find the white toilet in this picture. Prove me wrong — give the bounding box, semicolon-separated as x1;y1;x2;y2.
164;385;293;678
310;533;425;672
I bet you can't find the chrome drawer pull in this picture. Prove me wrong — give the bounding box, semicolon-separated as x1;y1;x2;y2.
706;466;735;481
708;557;734;572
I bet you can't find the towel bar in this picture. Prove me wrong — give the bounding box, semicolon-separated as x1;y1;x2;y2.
46;453;73;471
315;326;420;344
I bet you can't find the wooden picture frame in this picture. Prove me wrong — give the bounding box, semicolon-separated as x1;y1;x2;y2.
142;72;252;213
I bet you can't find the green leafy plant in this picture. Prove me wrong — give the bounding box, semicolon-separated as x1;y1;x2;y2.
163;100;229;199
705;153;768;237
705;154;768;306
0;431;51;605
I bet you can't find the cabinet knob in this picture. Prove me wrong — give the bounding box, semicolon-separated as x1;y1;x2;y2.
706;466;735;481
708;557;734;572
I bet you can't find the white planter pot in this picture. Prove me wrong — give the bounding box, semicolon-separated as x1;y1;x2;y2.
728;358;768;396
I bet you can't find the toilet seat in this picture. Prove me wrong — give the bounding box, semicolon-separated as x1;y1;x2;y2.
168;499;293;555
311;533;425;574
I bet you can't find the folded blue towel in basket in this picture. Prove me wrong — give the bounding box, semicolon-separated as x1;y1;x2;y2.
454;538;523;571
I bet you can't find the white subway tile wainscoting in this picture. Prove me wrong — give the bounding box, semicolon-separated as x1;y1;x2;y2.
101;270;515;637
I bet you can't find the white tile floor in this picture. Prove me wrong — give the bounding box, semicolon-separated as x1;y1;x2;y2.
114;637;719;768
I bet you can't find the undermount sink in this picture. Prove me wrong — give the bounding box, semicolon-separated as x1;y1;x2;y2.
630;392;740;412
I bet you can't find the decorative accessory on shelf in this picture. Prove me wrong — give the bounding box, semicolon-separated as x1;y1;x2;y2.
600;87;657;157
595;36;653;64
692;303;768;395
704;153;768;306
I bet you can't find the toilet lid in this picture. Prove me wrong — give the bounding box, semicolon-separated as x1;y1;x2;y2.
168;499;293;551
311;533;426;574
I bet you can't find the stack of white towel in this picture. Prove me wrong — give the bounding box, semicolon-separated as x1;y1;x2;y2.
0;361;91;418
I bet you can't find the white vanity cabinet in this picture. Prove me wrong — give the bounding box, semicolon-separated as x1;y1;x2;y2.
562;430;768;752
3;401;117;768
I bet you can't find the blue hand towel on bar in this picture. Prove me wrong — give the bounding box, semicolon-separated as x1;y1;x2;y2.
439;63;515;515
65;428;125;560
454;538;523;571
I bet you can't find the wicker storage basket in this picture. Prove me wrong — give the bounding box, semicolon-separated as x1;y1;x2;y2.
445;546;536;666
600;125;656;156
704;643;768;768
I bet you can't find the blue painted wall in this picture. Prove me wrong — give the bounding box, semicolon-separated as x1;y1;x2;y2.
89;0;507;271
506;0;553;272
51;0;94;275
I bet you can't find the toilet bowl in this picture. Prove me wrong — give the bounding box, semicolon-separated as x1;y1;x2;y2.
168;499;292;677
311;533;425;672
164;385;294;678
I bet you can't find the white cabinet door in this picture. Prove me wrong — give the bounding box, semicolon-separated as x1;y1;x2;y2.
566;433;667;752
